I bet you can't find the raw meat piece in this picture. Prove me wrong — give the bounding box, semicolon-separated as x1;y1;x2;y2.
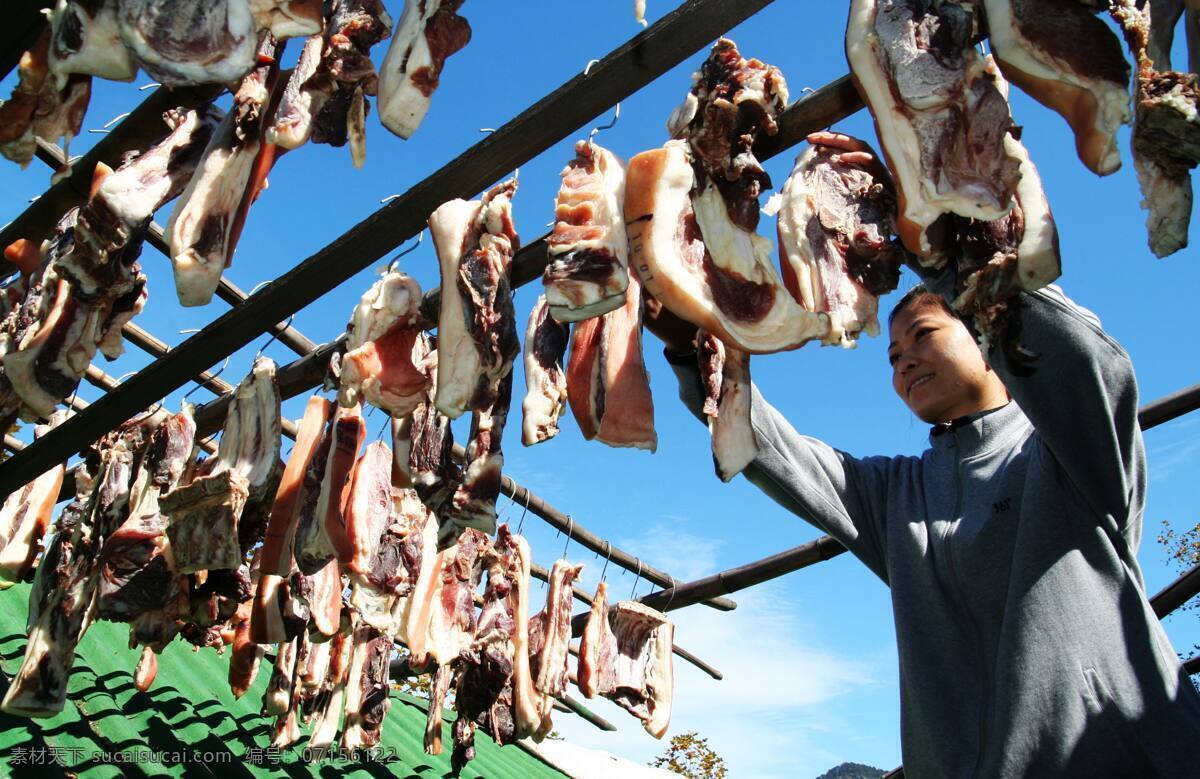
341;623;393;750
543;140;630;322
295;404;365;574
250;0;324;39
500;531;553;740
846;1;1022;258
626;141;829;353
378;0;472;139
343;441;397;572
447;371;513;536
47;0;138;86
425;662;455;754
776;144;904;347
349;487;434;637
266;34;328;149
413;528;488;668
161;469;249;573
228;599;263;698
531;560;583;706
521;295;569;446
338;271;432;415
697;333;756;482
96;406;195;620
165;35;282;307
303;559;344;639
309;625;354;749
0;414;68;586
608;600;674;739
134;646;158;691
578;580;618;698
263;635;299;716
395;361;458;511
431;178;521;418
565;272;657;450
983;0;1132;176
116;0;258;86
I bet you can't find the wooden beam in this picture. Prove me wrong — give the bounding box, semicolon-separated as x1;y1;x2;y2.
1150;562;1200;619
1139;382;1200;431
0;0;779;499
0;1;51;83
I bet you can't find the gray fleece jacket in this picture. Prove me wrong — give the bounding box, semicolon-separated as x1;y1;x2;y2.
668;285;1200;777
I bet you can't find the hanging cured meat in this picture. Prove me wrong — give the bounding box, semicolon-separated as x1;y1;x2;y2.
578;580;619;699
228;599;264;698
266;34;328;149
166;35;282;307
626;40;830;354
776;140;904;347
529;560;583;720
410;528;488;671
543;140;631;322
431;178;521;419
521;296;569;446
309;624;354;749
446;370;513;537
565;272;657;451
697;332;756;482
250;0;324;39
341;622;393;750
295;403;365;574
845;0;1022;260
0;32;92;169
378;0;471;139
47;0;138;86
608;600;674;739
116;0;259;86
0;413;68;587
337;270;432;416
982;0;1131;176
348;486;434;638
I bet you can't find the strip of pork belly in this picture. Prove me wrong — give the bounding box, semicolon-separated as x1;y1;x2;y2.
396;370;458;511
350;487;434;638
0;28;92;169
0;414;68;587
96;406;195;621
698;333;756;482
48;0;138;87
431;178;521;419
566;272;657;450
447;370;513;536
116;0;258;86
542;140;630;322
344;441;397;572
496;530;545;740
533;560;583;704
776;144;904;348
626;142;829;354
846;0;1022;260
2;435;137;718
341;623;394;750
269;631;307;747
309;624;354;749
983;0;1131;176
424;662;455;755
338;271;432;415
420;528;488;667
250;0;324;39
522;295;569;446
266;34;328;149
229;600;264;698
607;600;674;739
378;0;471;139
578;580;618;698
304;559;345;640
295;404;365;574
165;36;281;307
263;635;299;716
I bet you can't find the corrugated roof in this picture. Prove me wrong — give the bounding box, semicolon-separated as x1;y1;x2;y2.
0;582;568;779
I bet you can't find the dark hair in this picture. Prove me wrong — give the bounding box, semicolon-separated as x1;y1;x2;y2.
888;283;957;328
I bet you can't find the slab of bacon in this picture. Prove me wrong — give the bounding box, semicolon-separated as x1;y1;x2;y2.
116;0;260;86
166;35;282;307
846;0;1022;261
266;33;328;149
96;406;195;621
2;413;158;718
408;527;488;670
349;485;434;638
627;40;829;353
608;600;674;739
530;560;583;715
337;270;432;415
522;296;569;446
0;413;68;587
983;0;1131;177
250;0;324;39
393;357;458;513
565;272;656;451
543;140;630;322
378;0;471;139
252;395;333;644
776;142;904;347
0;31;92;169
263;635;299;716
48;0;138;87
578;580;619;698
229;598;264;698
295;403;365;574
446;370;513;537
309;624;354;749
431;178;521;419
302;558;345;640
697;332;756;483
341;622;393;750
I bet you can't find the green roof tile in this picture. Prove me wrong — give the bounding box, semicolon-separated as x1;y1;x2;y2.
0;583;568;779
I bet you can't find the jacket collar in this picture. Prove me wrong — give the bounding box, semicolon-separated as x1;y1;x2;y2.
928;401;1025;457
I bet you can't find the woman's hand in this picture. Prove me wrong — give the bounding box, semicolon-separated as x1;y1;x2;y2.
643;293;698;355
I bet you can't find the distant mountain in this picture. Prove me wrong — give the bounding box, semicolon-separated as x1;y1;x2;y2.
815;762;886;779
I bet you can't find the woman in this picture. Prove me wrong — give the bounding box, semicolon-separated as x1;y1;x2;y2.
647;135;1200;777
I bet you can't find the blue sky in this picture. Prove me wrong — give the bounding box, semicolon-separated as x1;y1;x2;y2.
3;2;1200;776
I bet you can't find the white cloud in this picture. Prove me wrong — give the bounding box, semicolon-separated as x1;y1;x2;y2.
552;524;889;778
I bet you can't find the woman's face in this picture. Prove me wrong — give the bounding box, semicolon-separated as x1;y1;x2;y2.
887;300;1008;424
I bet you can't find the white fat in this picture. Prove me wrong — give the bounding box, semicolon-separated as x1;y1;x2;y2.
249;0;322;39
378;0;436;139
48;0;137;88
760;191;784;217
1135;153;1193;257
710;348;756;482
665;92;698;138
1005;131;1061;288
119;0;257;86
430;198;484;419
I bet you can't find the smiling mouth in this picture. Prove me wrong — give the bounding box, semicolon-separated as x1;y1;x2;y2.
907;373;934;396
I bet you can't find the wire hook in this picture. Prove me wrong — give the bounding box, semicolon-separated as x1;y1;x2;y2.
386;230;424;273
183;356;231;401
588;102;621;143
255;313;295;362
630;559;642;599
561;516;574;560
516;490;531;535
600;541;613;583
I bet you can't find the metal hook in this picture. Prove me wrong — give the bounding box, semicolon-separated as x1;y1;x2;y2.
588;102;621;143
376;412;389;442
561;516;574;560
600;541;613;583
183;356;231;401
630;559;643;599
497;488;517;522
583;59;601;76
88;112;132;135
663;580;677;611
255;313;295;362
138;82;161;91
380;193;401;205
516;490;531;535
386;230;424;273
